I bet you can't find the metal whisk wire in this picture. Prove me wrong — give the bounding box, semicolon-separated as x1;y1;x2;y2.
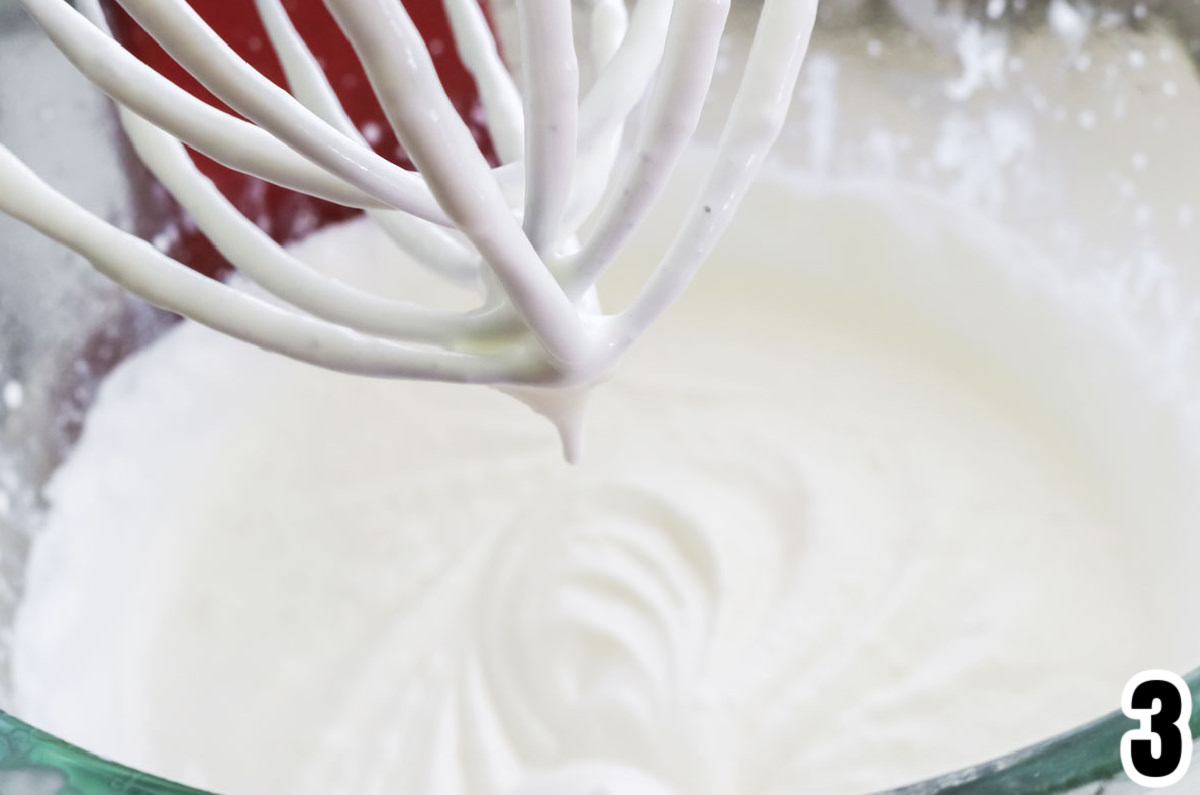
0;0;817;389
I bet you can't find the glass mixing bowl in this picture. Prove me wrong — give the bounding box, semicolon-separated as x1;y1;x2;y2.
1;0;1198;793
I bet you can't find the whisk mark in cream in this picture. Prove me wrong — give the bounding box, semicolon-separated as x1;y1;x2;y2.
0;0;818;460
20;186;1200;795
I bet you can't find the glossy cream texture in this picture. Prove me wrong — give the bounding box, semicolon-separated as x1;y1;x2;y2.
15;165;1200;795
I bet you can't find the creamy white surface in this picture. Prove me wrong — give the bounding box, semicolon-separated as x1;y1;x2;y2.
15;166;1200;795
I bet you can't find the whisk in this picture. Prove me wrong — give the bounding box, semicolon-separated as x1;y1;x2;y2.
0;0;817;458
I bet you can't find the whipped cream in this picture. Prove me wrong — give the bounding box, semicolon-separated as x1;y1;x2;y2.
14;159;1200;794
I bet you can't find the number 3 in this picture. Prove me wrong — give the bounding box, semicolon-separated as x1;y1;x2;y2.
1121;670;1194;788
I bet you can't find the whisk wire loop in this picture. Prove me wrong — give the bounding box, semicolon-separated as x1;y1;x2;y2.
2;0;818;390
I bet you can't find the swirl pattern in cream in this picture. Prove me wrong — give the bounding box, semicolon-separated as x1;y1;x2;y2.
16;185;1200;795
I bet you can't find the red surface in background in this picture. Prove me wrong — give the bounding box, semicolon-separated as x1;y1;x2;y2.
104;1;495;278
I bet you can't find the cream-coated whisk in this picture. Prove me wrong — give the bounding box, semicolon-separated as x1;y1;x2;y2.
0;0;817;457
